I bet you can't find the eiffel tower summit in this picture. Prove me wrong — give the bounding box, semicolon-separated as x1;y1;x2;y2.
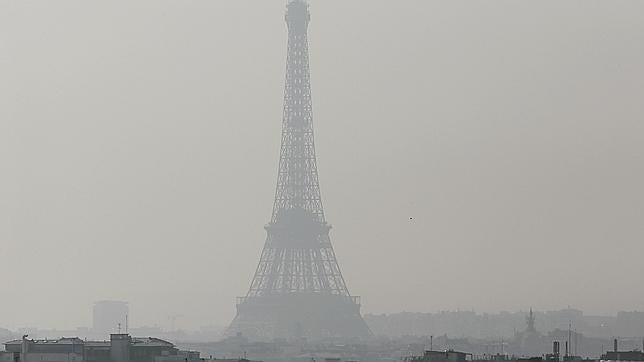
226;0;372;340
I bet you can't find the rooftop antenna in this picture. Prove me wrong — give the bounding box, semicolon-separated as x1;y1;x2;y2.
501;337;504;355
574;328;578;356
568;321;571;356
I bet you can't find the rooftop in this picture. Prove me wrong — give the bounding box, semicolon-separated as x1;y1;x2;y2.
4;336;174;348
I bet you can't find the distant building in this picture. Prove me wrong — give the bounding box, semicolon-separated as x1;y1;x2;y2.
600;339;644;362
0;334;199;362
508;308;547;357
407;350;471;362
615;312;644;337
93;301;129;336
601;351;644;362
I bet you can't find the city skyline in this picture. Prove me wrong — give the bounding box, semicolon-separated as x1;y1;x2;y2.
1;1;644;330
6;304;644;342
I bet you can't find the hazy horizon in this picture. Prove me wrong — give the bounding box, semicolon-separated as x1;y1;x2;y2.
1;1;643;331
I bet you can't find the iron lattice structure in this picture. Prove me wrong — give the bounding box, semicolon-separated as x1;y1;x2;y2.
227;0;371;340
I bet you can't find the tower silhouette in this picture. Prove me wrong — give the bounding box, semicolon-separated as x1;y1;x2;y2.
226;0;371;340
526;307;536;333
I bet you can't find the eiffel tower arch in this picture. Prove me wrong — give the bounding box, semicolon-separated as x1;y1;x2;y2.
226;0;372;340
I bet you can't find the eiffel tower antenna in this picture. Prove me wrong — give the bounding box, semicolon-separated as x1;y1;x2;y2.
226;0;371;340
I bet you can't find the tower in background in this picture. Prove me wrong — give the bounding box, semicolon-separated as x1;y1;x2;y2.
226;0;371;340
526;307;536;333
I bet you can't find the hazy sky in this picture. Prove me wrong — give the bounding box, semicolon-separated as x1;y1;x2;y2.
1;1;643;331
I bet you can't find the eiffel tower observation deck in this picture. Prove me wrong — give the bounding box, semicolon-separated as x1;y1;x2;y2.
226;0;372;340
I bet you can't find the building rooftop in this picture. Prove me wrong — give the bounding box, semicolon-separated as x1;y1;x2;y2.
131;337;174;348
5;337;84;346
4;336;174;348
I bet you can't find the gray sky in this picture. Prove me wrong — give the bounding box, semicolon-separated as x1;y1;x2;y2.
1;1;643;330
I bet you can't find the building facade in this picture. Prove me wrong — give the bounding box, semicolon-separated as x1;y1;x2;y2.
1;334;199;362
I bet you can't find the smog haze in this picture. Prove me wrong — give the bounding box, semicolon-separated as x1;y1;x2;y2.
1;1;643;331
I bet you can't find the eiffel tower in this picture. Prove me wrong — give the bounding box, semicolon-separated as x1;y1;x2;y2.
226;0;372;340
